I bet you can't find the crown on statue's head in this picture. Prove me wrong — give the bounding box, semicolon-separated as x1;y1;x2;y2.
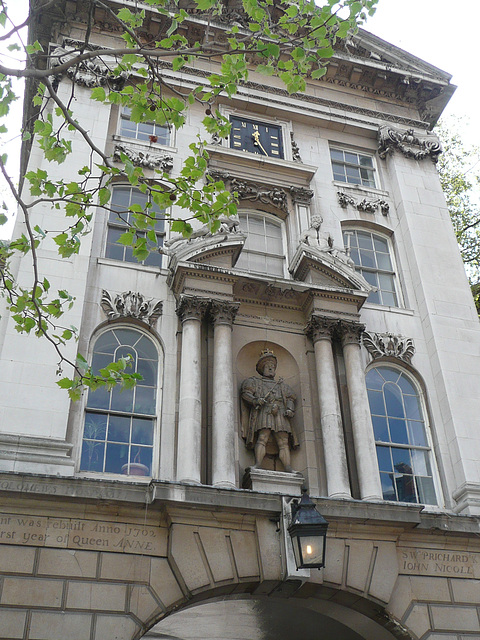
256;348;277;374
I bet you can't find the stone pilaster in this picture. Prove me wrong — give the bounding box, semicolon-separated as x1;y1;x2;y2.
339;321;382;501
175;296;209;484
210;300;239;488
306;316;351;498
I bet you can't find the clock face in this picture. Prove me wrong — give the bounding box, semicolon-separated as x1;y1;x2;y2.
229;116;284;158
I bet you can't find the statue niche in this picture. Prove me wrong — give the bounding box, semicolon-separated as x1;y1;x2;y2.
240;349;299;473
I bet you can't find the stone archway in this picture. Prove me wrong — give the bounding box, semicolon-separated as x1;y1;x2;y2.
140;594;407;640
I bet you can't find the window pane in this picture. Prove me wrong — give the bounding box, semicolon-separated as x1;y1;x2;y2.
357;233;374;250
408;421;427;446
404;394;422;420
380;472;396;501
372;415;389;441
384;383;405;418
108;415;131;443
377;446;393;472
411;449;432;477
87;386;111;411
389;418;409;444
416;476;437;505
366;368;384;390
137;358;157;386
395;473;416;503
81;440;105;472
110;386;134;413
134;385;156;415
376;252;393;270
368;389;385;415
359;249;376;268
105;442;128;474
84;413;107;441
132;418;154;445
392;447;412;473
330;149;344;161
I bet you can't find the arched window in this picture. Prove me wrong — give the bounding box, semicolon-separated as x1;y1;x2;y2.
366;366;436;505
80;327;159;476
343;228;398;306
235;212;285;277
105;186;165;267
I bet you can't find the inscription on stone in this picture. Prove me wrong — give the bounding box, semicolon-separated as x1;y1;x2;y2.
398;547;479;579
0;514;167;556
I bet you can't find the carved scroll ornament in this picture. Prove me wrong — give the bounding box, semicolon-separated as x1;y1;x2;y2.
363;331;415;363
337;191;389;216
101;290;163;326
50;46;128;89
113;145;173;172
378;126;442;163
208;170;313;211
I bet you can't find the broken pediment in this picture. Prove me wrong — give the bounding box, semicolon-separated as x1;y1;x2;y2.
289;243;374;294
167;229;246;271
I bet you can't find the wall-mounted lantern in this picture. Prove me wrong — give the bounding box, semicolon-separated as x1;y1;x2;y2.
288;491;329;569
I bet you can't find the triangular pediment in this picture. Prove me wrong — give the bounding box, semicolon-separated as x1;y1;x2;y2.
289;244;373;293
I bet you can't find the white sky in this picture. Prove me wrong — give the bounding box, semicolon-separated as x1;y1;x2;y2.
0;0;478;239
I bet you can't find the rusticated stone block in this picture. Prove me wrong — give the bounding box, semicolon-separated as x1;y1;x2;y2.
230;530;260;579
169;525;211;592
128;585;159;622
346;540;374;592
368;541;398;603
29;612;92;640
431;605;480;632
149;557;184;607
198;528;235;583
94;615;140;640
37;548;97;578
403;604;431;639
1;577;63;608
100;552;151;582
66;581;127;612
0;609;26;639
0;545;35;575
322;537;345;586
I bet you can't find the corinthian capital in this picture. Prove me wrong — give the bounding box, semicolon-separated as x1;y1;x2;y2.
176;296;209;323
210;300;239;327
338;320;365;346
305;315;338;343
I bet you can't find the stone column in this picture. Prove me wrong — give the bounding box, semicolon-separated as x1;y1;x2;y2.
210;300;239;488
176;296;209;484
340;321;383;501
306;316;351;498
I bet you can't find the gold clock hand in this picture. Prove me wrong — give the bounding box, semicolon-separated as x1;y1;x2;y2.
252;130;268;156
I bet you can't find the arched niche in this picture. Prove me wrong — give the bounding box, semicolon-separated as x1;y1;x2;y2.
235;340;306;476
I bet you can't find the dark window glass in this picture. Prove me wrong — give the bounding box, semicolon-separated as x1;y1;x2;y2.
105;187;165;268
80;329;158;477
330;149;376;188
366;366;436;505
343;229;398;306
120;107;170;145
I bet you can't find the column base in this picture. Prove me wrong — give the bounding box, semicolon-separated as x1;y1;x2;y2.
242;468;304;496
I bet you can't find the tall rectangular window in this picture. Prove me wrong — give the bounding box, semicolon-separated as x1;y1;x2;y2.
330;148;376;188
105;186;165;268
343;229;398;306
235;212;285;277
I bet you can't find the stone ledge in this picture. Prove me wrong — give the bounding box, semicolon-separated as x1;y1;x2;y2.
242;468;304;496
0;472;478;534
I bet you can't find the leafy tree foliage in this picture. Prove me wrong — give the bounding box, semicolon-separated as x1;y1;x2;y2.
436;119;480;312
0;0;378;395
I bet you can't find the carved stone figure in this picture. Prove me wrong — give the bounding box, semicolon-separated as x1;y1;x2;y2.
241;350;298;472
299;216;355;267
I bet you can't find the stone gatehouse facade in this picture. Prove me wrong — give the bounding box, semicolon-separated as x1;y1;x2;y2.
0;2;480;639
